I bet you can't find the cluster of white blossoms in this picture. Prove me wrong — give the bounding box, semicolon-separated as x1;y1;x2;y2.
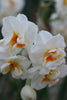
0;0;25;25
0;14;67;91
50;0;67;44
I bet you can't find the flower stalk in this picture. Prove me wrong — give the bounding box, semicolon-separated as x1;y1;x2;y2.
26;79;31;86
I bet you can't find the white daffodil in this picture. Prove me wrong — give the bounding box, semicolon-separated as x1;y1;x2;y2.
55;0;67;19
30;31;66;71
1;14;38;55
0;47;31;79
28;64;67;90
0;0;25;25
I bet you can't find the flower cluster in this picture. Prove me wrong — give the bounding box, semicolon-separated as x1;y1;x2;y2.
0;14;67;90
0;0;25;25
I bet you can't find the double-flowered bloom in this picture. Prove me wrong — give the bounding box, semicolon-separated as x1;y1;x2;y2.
0;14;67;90
0;53;31;79
1;14;38;54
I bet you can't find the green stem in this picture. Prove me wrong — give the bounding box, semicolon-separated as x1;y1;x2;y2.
26;79;31;86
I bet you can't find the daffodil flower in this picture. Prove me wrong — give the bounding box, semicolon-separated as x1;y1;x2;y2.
30;31;66;71
1;14;38;55
28;64;67;90
0;47;31;79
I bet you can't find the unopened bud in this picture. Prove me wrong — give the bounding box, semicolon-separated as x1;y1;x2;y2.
21;85;36;100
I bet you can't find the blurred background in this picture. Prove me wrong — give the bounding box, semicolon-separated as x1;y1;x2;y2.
0;0;67;100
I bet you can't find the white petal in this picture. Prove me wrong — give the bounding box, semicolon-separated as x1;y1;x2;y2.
2;36;12;45
0;46;10;59
46;34;66;49
17;14;28;22
30;31;52;55
30;33;45;55
29;53;42;65
2;16;21;37
39;31;52;44
28;66;40;79
17;14;28;33
25;21;38;44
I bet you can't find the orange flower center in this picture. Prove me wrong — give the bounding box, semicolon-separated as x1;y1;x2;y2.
8;61;23;71
42;48;62;63
10;31;26;48
41;70;58;84
63;0;67;5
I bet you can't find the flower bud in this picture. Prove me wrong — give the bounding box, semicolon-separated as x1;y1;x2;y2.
21;85;37;100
